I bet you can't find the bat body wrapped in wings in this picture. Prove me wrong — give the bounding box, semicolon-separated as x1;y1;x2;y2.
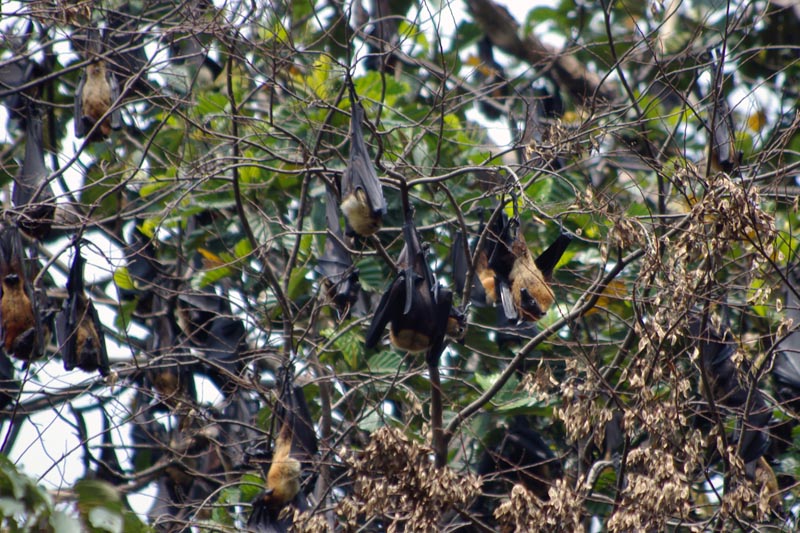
248;372;318;533
13;103;55;240
0;225;43;362
317;187;361;312
75;31;121;142
340;83;387;237
56;244;110;376
706;49;741;174
365;208;463;361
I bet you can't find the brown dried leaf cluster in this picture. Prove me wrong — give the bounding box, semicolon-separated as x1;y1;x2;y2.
336;427;481;531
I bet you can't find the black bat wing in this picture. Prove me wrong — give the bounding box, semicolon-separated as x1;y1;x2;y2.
710;93;738;173
318;188;360;308
774;272;800;402
96;407;126;485
84;298;110;376
14;106;54;239
0;350;19;411
107;70;121;130
534;232;573;279
365;274;405;350
74;72;87;138
426;285;453;364
692;319;771;466
201;315;246;396
487;211;513;280
58;246;84;371
347;103;386;216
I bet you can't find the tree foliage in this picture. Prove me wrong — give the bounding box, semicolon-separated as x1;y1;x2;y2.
1;0;800;531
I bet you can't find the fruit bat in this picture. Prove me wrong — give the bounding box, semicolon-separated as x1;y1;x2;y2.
706;49;741;174
452;208;510;309
248;372;318;532
489;207;572;323
167;33;223;92
130;392;169;472
691;318;771;476
465;417;562;529
56;244;110;376
104;5;149;93
0;55;43;127
364;208;454;361
93;408;127;485
176;290;246;397
773;270;800;413
74;30;121;141
0;225;43;361
476;417;561;499
0;350;20;411
13;103;55;240
476;36;509;120
146;294;197;412
340;80;387;237
317;187;361;313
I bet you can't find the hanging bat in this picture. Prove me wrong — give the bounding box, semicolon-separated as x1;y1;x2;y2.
452;208;514;309
476;416;562;499
74;30;121;141
0;350;19;411
13;103;55;240
691;318;771;475
56;243;110;376
340;80;387;237
706;49;741;174
0;54;43;127
489;203;573;322
248;370;318;532
475;36;509;120
0;225;43;361
364;207;454;361
176;290;246;397
774;270;800;413
317;186;361;313
146;293;197;412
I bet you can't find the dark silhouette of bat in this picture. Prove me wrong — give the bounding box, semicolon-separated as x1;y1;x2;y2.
317;187;361;313
56;243;110;376
74;30;121;141
146;294;197;413
452;208;514;310
774;270;800;413
706;49;741;174
13;103;55;240
176;289;247;397
167;31;223;92
248;370;318;532
340;80;387;237
475;36;510;120
461;416;562;530
691;318;772;477
0;225;43;362
0;350;19;412
0;52;44;127
364;205;454;362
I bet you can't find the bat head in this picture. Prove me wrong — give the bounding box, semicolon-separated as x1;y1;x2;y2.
447;307;468;342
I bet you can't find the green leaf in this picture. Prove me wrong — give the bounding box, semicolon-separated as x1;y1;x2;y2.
50;510;83;532
113;267;134;292
88;506;123;533
366;350;403;373
240;474;265;502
